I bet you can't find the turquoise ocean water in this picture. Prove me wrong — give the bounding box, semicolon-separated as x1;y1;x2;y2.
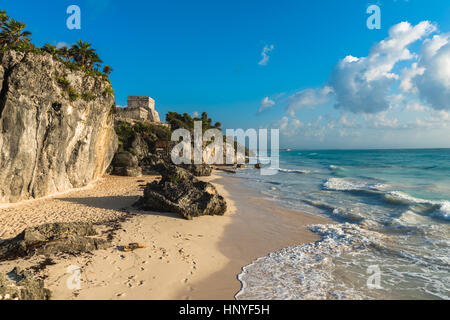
232;149;449;300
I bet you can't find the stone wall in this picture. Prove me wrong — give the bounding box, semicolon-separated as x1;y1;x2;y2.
115;96;161;122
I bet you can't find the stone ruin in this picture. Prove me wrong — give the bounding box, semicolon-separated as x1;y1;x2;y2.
116;96;161;122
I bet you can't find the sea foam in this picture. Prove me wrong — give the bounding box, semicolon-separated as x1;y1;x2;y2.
236;223;385;300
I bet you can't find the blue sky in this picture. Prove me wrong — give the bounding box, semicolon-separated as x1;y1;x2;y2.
3;0;450;148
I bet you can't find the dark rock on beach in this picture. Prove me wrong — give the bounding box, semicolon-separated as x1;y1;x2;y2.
110;151;142;177
180;164;212;177
0;222;111;261
0;267;51;300
134;165;227;219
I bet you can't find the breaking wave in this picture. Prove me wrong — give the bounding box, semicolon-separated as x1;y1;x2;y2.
236;223;385;300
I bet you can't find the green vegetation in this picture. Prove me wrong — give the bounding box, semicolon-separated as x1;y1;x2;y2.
68;87;80;101
103;86;114;97
81;91;96;102
0;17;31;48
102;65;113;75
116;123;135;150
167;174;180;183
0;10;113;80
165;111;251;157
166;111;222;132
115;120;171;152
55;76;83;102
55;76;70;89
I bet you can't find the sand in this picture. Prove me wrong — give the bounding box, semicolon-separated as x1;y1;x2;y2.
0;172;331;300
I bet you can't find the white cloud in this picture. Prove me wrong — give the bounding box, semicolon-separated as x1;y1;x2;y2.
258;96;276;113
286;86;333;117
405;102;428;112
56;42;69;48
412;33;450;110
258;44;274;66
272;116;303;136
191;111;200;118
329;21;436;114
400;62;424;93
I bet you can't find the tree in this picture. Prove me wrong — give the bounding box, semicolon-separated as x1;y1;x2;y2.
166;111;222;133
0;18;32;48
42;43;58;56
0;10;8;27
102;65;113;75
70;40;102;69
57;46;70;61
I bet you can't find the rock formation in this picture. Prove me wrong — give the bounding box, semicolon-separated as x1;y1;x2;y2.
180;164;212;177
110;151;142;177
0;267;51;300
0;50;117;203
0;222;110;261
134;164;226;219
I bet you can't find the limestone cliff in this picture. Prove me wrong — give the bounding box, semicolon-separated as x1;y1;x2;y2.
0;50;117;203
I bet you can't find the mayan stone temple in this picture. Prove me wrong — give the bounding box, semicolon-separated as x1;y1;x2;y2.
116;96;161;122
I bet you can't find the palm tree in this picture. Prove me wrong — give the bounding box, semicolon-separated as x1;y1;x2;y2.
42;43;58;56
70;40;101;69
0;10;8;27
87;52;103;70
0;18;32;48
57;46;70;61
102;65;113;75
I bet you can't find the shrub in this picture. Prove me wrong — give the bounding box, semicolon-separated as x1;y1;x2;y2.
81;91;96;102
115;123;135;150
103;86;114;97
56;76;70;89
68;87;79;101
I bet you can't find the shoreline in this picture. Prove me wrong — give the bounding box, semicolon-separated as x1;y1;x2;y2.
0;172;331;300
175;173;331;299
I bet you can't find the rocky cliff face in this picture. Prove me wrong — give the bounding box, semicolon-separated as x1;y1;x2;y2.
0;50;117;203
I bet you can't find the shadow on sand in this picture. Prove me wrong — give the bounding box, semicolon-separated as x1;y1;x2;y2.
54;195;184;220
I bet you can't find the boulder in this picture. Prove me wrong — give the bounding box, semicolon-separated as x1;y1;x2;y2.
134;165;227;219
0;267;51;300
111;151;138;167
112;166;142;177
110;151;142;177
181;164;212;177
131;135;150;164
0;222;110;261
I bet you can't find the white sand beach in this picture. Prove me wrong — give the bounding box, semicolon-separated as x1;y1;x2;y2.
0;172;330;300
